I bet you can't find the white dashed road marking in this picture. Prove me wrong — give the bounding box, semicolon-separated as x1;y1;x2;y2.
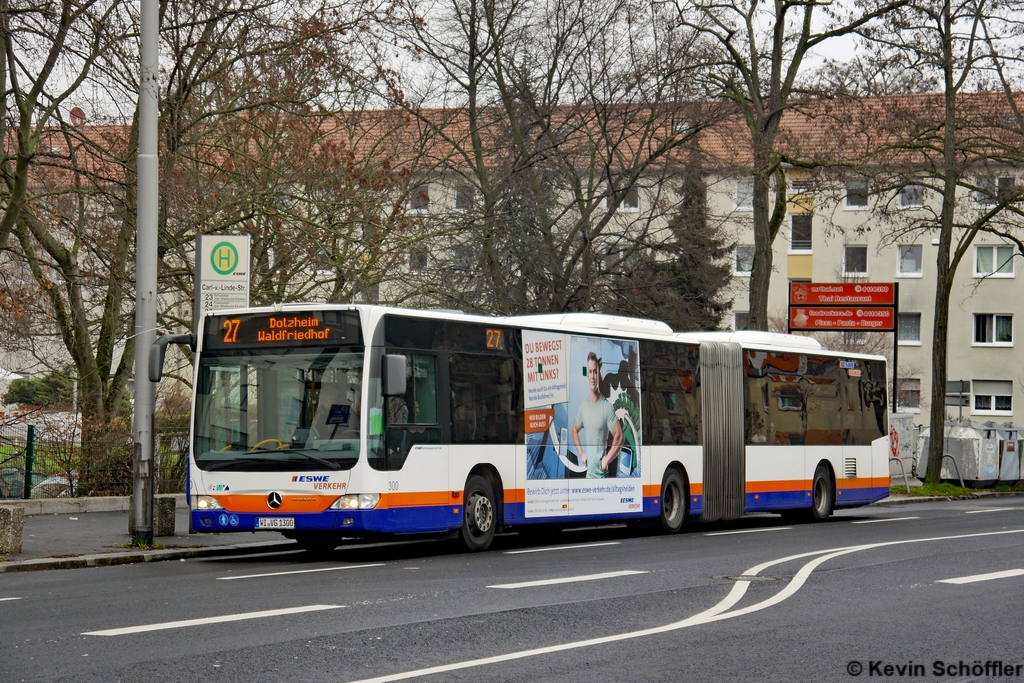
217;563;384;580
852;517;920;524
705;527;792;536
937;569;1024;585
82;604;343;636
488;570;647;589
504;542;621;555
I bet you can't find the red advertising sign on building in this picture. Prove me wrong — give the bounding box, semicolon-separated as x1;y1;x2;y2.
789;306;895;331
789;282;896;306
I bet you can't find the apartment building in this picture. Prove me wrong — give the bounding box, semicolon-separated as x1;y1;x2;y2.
723;169;1023;426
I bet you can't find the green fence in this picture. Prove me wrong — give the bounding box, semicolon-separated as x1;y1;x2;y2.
0;417;189;499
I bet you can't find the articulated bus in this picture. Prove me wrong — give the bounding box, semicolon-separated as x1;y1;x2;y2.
169;305;891;553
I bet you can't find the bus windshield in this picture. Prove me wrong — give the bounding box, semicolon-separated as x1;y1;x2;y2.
194;346;365;472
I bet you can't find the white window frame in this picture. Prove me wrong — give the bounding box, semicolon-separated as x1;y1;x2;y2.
733;245;754;276
407;184;430;213
896;244;923;278
616;185;640;213
843;245;869;277
897;313;922;346
453;185;474;211
975;176;1016;206
896;378;921;414
972;313;1013;347
788;214;813;254
971;380;1013;416
974;245;1015;278
734;178;754;212
844;178;869;210
899;184;924;208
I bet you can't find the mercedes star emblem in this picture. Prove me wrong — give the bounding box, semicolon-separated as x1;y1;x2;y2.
267;492;283;510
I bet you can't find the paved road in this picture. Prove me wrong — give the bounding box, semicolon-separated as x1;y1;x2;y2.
3;498;1023;682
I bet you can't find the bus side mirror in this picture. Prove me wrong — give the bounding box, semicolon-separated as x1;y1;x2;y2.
382;354;407;397
149;334;196;382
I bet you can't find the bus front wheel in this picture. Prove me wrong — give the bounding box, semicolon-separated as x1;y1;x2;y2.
659;469;686;533
460;475;496;551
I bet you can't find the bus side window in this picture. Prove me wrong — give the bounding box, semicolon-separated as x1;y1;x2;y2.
385;354;441;470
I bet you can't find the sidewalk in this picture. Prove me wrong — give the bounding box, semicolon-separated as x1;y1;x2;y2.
2;490;1023;573
0;499;296;574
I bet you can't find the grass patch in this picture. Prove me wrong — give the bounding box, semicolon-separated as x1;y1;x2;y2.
989;483;1024;492
114;540;166;550
890;482;975;497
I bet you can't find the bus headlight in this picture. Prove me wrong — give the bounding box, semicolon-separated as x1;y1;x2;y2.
193;495;224;510
330;494;380;510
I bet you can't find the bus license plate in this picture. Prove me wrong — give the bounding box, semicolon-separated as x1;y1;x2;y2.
256;517;295;530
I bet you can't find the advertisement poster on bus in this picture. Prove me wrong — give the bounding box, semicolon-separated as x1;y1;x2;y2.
523;330;643;517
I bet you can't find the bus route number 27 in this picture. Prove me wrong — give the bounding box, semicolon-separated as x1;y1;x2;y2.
485;328;502;349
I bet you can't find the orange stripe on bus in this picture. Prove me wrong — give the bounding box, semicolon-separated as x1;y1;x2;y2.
380;491;452;508
505;489;525;504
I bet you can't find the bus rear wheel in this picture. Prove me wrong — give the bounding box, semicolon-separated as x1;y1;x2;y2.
460;475;496;551
810;464;834;521
659;469;686;533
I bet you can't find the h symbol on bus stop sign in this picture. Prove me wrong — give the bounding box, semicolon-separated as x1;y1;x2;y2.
211;242;238;275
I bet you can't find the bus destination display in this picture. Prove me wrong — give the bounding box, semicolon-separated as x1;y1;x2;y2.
205;311;360;349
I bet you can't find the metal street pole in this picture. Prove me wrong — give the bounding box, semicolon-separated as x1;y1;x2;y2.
132;0;159;545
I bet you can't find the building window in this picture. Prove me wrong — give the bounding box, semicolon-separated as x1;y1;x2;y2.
734;245;754;275
976;176;1016;205
972;380;1013;415
842;330;869;345
844;245;868;275
975;245;1014;277
454;185;474;211
733;311;749;331
790;214;812;252
409;248;428;272
897;378;921;412
897;245;923;277
617;186;640;212
898;313;921;344
408;185;430;212
845;178;868;208
735;178;754;211
973;314;1013;345
900;184;924;208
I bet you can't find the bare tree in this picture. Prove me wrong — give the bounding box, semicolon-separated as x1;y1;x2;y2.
386;0;730;316
833;0;1024;483
661;0;908;331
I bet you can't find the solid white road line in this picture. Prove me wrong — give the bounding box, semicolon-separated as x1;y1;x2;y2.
704;527;792;536
0;597;23;602
346;527;1024;683
937;569;1024;585
217;563;384;580
504;542;621;555
488;570;647;589
966;508;1019;514
852;517;920;525
82;604;343;636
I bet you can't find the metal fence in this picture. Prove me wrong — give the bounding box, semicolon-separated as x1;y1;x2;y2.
0;416;188;499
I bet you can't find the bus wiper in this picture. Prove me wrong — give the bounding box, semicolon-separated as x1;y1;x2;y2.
203;457;271;471
285;449;343;470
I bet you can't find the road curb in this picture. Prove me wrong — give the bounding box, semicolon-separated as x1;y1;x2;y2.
0;539;297;573
871;490;1024;507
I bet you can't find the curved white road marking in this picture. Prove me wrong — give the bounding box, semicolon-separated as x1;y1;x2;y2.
346;527;1024;683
